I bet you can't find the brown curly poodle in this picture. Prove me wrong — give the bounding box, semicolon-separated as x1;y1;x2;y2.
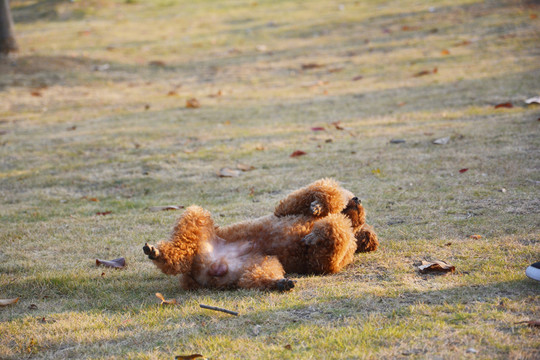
143;179;378;291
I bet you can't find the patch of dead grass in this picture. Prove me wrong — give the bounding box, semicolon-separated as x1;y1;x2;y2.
1;0;539;359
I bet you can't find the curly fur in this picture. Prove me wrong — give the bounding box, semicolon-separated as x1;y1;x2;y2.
144;179;378;291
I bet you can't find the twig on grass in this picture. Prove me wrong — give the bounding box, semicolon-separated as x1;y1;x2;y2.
199;304;238;316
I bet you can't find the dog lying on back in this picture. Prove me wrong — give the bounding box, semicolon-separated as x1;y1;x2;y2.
143;179;378;291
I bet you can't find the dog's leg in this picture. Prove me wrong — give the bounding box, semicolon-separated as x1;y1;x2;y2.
237;256;295;291
302;213;357;274
274;178;348;218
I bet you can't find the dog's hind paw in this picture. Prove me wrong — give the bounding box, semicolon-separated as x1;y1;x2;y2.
276;278;295;292
143;243;160;260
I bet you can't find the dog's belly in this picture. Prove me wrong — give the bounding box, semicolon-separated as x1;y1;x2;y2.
216;214;315;274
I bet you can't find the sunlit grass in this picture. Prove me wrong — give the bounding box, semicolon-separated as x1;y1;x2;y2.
1;0;539;359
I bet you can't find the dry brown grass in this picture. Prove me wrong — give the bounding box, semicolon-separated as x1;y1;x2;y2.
1;0;539;359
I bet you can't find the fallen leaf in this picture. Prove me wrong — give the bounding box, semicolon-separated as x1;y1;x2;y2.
352;75;363;81
28;304;38;310
413;68;436;77
445;242;452;246
311;127;325;131
516;320;540;327
494;102;513;109
67;126;77;131
331;121;344;130
148;205;185;212
301;63;325;70
156;292;177;306
371;168;381;175
401;25;418;31
218;168;241;177
0;298;19;307
441;49;450;55
236;163;255;171
290;150;307;158
432;136;450;145
175;355;204;360
96;211;112;216
96;257;126;269
186;98;201;108
149;60;166;67
144;104;150;110
459;168;468;173
470;234;482;239
284;344;292;350
525;96;540;105
390;139;406;144
530;14;538;20
82;196;99;202
255;145;266;151
418;260;455;274
167;90;178;96
30;90;42;97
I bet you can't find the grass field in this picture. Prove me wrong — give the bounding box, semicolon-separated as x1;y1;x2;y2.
1;0;539;359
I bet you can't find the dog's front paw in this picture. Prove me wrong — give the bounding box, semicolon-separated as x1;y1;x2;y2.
310;200;324;216
143;243;160;260
276;278;295;292
302;232;319;246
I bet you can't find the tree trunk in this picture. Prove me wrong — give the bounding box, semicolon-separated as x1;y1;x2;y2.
0;0;18;55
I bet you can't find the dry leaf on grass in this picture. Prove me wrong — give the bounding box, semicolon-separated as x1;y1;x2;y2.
0;298;19;307
459;168;468;173
82;196;99;202
311;127;325;131
494;102;513;109
96;211;112;216
148;60;166;67
441;49;450;55
236;163;255;171
148;205;185;212
417;260;455;274
352;75;363;81
525;96;540;105
433;136;450;145
30;90;42;97
284;344;292;350
218;168;242;177
156;293;177;306
330;121;345;130
96;257;126;269
301;63;325;70
175;355;204;360
290;150;307;158
186;98;200;108
470;234;482;239
413;68;437;77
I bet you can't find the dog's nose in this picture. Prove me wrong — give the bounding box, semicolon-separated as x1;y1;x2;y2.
352;197;361;204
